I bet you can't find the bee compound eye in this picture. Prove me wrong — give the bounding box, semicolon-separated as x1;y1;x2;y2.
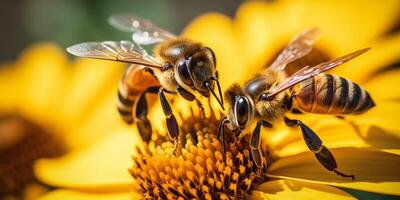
235;96;250;127
177;59;194;87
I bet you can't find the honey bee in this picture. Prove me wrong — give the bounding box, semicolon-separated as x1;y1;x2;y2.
218;28;374;179
67;14;224;148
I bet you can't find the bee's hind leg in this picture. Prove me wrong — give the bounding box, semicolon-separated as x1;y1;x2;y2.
284;116;355;180
159;88;180;155
250;120;272;169
134;86;160;143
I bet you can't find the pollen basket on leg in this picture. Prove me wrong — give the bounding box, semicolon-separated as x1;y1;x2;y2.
130;105;271;200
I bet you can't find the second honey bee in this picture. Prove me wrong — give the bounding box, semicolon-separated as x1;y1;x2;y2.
67;15;224;148
218;28;374;179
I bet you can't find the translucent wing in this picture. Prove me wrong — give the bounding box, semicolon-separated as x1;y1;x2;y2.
269;28;321;71
267;48;370;98
66;40;163;69
109;14;177;45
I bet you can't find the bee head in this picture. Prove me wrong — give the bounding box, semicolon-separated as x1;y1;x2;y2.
175;47;224;109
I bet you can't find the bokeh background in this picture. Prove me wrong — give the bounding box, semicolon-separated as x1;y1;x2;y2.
0;0;241;62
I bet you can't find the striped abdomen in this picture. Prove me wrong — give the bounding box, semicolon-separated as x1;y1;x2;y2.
117;65;160;124
293;74;375;115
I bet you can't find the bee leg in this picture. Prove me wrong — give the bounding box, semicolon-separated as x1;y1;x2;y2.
176;86;196;101
284;117;355;180
217;117;230;154
176;86;205;118
336;116;345;120
159;88;179;154
291;108;303;114
134;86;159;143
250;120;272;169
195;99;205;118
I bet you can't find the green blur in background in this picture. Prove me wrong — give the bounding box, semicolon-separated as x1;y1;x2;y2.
0;0;241;61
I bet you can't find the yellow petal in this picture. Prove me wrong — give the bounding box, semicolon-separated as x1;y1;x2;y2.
382;149;400;155
252;179;355;200
60;58;124;130
268;148;400;195
276;116;400;157
235;0;302;73
183;13;245;89
23;183;50;200
298;0;400;53
332;33;400;83
65;89;128;149
38;190;140;200
263;100;400;157
13;43;70;123
0;64;20;111
348;101;400;133
34;129;138;191
364;68;400;100
233;0;400;82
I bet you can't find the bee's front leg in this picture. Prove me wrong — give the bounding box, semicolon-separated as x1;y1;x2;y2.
159;88;179;155
250;120;272;169
176;86;205;118
217;117;230;154
284;116;355;180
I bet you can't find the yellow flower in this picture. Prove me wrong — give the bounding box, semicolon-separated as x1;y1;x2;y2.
34;0;400;199
0;43;128;198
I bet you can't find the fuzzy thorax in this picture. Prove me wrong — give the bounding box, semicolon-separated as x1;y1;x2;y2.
255;91;289;121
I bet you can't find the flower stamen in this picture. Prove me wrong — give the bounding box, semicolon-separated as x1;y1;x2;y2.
130;105;272;199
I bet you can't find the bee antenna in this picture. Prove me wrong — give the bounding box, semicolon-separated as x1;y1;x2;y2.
205;81;225;110
211;72;224;108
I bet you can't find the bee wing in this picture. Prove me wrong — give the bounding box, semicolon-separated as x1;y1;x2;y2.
66;40;163;69
267;48;370;98
269;28;321;71
109;14;177;45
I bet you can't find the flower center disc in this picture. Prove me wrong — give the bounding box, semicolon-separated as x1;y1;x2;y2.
130;108;271;200
0;114;65;196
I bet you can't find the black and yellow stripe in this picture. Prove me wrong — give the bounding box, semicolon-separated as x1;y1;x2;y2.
294;74;375;115
117;81;135;124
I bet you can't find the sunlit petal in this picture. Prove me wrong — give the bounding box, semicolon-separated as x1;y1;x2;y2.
60;58;124;132
38;190;140;200
183;13;245;88
0;64;20;111
235;0;302;73
252;179;355;200
13;43;70;124
65;90;128;149
34;129;138;191
364;68;400;100
275;117;400;157
298;0;400;53
332;33;400;82
347;101;400;133
268;148;400;195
